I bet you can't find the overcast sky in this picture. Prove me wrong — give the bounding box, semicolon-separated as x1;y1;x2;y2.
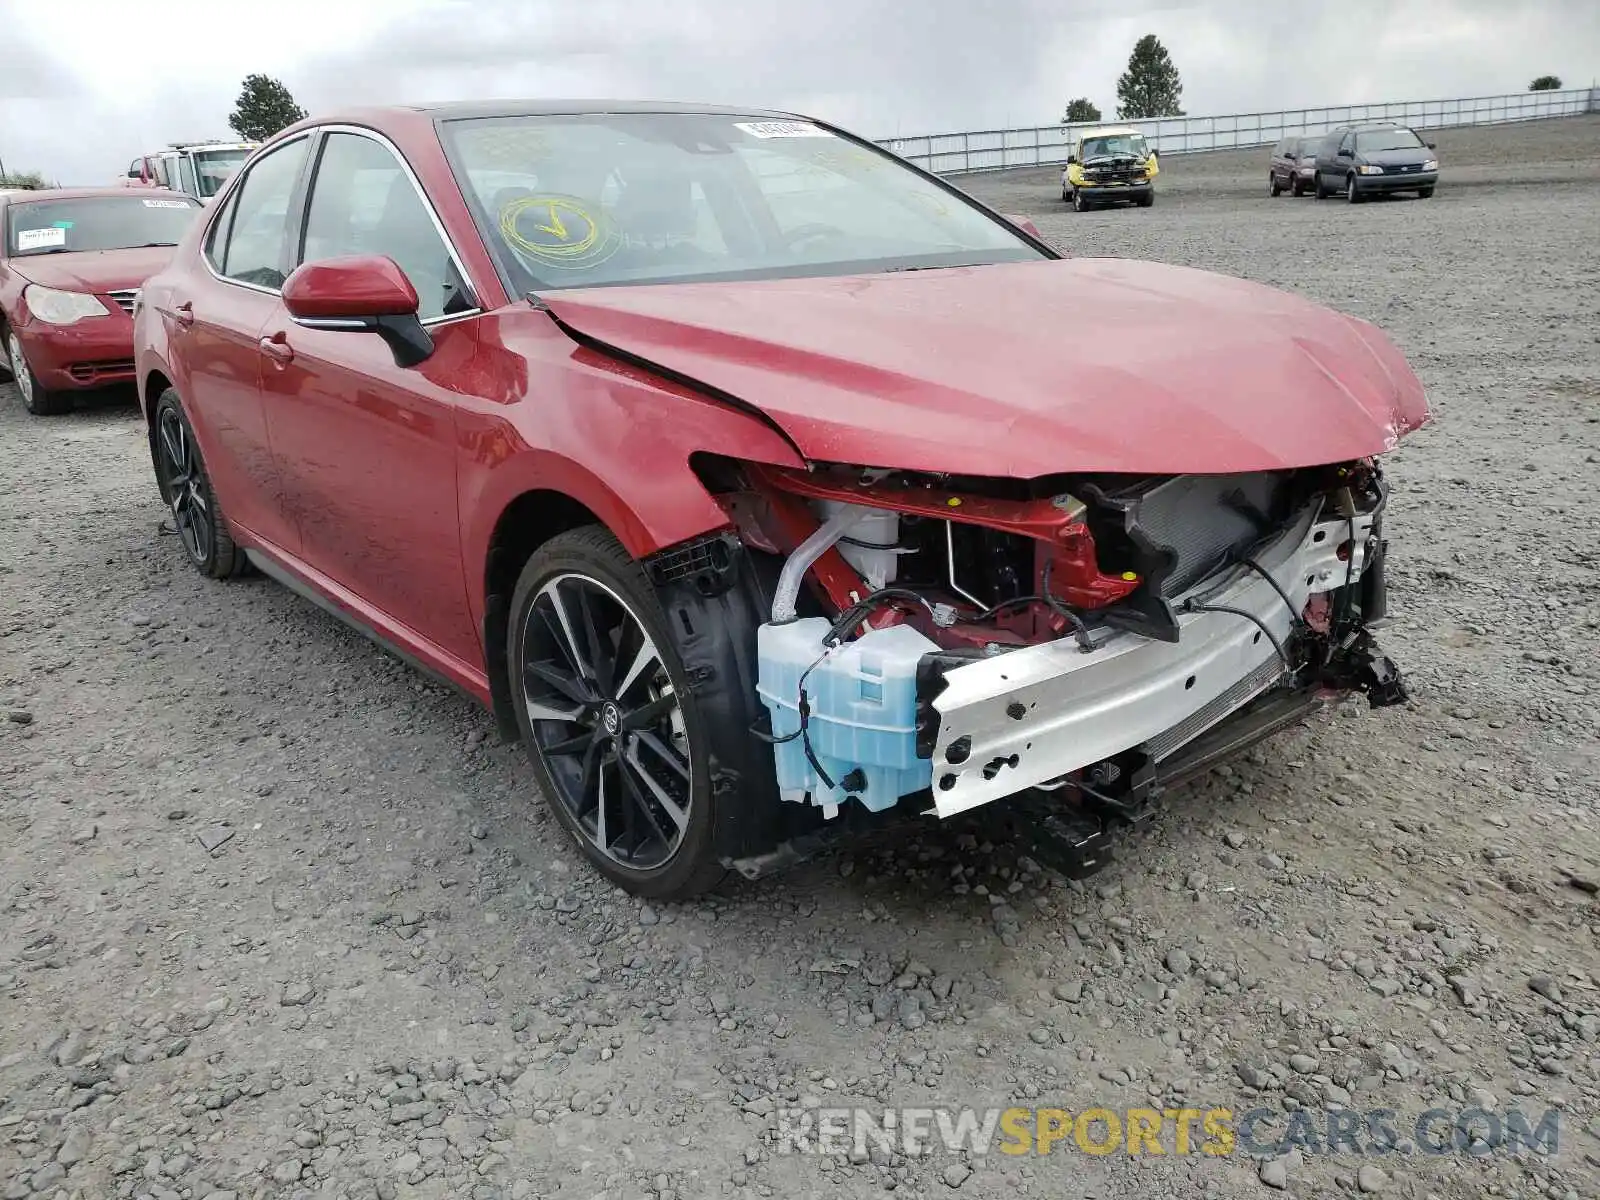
2;0;1595;184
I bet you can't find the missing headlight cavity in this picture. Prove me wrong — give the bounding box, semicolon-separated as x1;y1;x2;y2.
647;532;739;597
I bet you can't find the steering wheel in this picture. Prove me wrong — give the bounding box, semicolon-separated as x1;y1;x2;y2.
782;222;850;249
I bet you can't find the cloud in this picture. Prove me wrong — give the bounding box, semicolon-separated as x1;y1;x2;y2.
0;0;1595;184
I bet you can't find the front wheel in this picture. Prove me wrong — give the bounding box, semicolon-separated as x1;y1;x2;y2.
1136;191;1154;208
4;329;71;416
1346;175;1364;204
508;528;732;900
1418;186;1435;199
1071;189;1089;212
1269;172;1282;197
152;389;246;578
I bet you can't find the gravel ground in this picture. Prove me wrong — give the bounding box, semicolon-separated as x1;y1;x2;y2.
3;115;1599;1200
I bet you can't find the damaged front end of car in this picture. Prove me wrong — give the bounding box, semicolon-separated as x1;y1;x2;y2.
694;453;1408;878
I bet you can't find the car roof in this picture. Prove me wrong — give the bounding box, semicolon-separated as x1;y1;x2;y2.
1;186;195;204
295;99;808;133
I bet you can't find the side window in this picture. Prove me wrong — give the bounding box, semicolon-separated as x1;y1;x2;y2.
204;188;241;270
153;158;171;188
174;156;199;198
218;137;310;290
301;132;472;321
1339;132;1355;154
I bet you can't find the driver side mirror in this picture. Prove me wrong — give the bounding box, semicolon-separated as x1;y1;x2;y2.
1336;147;1353;158
1067;154;1078;165
1426;141;1437;150
282;255;434;368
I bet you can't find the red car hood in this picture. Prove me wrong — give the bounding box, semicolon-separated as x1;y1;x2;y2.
8;246;175;294
541;258;1430;476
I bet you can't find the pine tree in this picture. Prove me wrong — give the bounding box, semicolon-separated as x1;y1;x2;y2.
1528;75;1562;91
228;75;309;142
1115;36;1185;120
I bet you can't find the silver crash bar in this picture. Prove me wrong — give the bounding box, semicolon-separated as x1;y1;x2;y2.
928;505;1376;818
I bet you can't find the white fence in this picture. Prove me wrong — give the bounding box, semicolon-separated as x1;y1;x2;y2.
877;87;1599;175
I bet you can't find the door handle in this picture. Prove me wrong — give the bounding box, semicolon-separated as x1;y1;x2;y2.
258;334;294;365
173;301;194;327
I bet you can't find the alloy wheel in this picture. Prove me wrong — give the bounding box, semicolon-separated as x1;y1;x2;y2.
520;572;692;872
156;405;213;566
7;333;34;410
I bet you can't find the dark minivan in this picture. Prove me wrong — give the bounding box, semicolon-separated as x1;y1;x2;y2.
1268;136;1318;196
1313;125;1439;203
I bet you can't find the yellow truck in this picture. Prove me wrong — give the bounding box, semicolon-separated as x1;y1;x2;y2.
1060;126;1159;211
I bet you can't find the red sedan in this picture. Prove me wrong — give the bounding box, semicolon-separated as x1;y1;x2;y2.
134;101;1428;899
2;187;200;414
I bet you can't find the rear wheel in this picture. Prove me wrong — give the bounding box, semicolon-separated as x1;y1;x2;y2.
152;389;245;578
4;329;71;416
508;527;733;900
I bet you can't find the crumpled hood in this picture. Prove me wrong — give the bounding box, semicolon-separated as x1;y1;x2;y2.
9;246;174;294
541;258;1430;476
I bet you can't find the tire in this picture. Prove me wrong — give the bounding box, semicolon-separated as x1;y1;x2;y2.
508;526;738;900
1291;177;1305;197
1136;191;1154;208
1418;186;1435;199
1061;185;1070;203
1346;175;1364;204
1313;173;1328;199
4;327;71;416
1071;188;1089;212
151;389;246;579
1269;172;1282;197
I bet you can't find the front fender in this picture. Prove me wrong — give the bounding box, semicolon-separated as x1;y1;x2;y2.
457;309;808;633
1066;163;1086;187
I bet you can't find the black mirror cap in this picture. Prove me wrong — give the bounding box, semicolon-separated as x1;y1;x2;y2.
1426;141;1437;150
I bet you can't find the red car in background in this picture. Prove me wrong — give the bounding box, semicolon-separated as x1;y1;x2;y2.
134;102;1427;899
2;188;201;414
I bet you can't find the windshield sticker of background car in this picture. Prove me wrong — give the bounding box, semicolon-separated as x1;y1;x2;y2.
734;121;835;139
17;228;67;251
143;199;192;209
499;194;623;270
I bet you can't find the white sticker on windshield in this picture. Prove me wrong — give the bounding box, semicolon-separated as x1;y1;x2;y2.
142;199;191;209
17;227;66;250
734;120;834;139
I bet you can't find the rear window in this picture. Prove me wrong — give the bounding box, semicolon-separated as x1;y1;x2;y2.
5;195;201;257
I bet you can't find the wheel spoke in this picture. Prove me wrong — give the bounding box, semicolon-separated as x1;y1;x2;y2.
614;632;661;701
523;658;592;706
593;756;609;853
541;582;590;683
544;728;596;758
622;691;676;732
525;698;583;723
160;421;184;472
623;740;689;833
189;483;208;513
617;752;677;847
574;586;614;690
634;729;690;781
577;738;602;816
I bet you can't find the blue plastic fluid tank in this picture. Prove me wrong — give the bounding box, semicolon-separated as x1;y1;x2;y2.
756;617;939;812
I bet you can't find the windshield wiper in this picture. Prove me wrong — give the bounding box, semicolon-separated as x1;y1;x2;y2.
135;242;179;248
19;246;74;256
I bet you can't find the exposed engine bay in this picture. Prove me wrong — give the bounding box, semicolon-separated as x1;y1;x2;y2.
689;454;1407;860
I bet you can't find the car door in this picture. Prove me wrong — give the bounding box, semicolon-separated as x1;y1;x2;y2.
175;134;312;555
256;127;483;667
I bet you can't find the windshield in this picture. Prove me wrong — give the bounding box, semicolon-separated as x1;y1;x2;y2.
1356;129;1425;153
441;113;1044;291
1080;134;1148;160
193;149;252;197
6;195;200;257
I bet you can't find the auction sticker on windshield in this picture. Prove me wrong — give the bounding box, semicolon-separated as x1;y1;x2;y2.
734;121;834;139
142;199;192;209
17;228;66;251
